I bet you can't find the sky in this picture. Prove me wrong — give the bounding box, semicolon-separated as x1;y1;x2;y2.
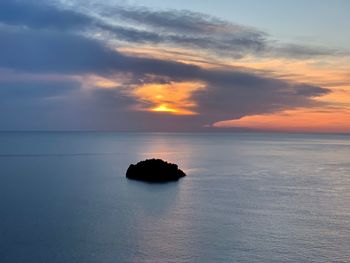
0;0;349;132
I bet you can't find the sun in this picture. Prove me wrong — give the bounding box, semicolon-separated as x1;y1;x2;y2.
133;81;204;115
151;104;179;113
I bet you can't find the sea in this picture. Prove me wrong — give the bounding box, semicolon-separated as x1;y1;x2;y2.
0;132;349;263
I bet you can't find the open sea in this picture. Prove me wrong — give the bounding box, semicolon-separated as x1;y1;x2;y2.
0;132;349;263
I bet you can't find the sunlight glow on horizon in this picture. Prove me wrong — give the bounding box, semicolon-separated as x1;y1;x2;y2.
214;108;350;133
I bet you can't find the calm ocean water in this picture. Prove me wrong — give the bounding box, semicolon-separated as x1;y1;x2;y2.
0;132;349;263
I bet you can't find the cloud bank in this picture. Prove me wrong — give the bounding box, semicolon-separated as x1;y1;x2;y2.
0;0;333;131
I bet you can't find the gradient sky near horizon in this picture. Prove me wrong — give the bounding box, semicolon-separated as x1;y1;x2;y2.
0;0;349;132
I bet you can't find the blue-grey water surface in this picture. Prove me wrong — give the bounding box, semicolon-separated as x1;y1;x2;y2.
0;132;349;263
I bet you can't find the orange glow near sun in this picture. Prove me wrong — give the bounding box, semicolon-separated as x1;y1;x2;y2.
133;80;204;115
151;104;179;113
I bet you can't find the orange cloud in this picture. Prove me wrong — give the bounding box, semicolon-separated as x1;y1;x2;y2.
133;81;204;115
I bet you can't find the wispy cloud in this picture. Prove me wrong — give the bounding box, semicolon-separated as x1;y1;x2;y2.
1;0;340;59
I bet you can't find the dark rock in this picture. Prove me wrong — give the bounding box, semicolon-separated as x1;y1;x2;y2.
126;159;186;182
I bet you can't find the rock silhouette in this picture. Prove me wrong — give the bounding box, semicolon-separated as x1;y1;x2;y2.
126;159;186;182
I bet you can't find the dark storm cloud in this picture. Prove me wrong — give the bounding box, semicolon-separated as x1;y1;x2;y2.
0;0;333;130
0;27;119;74
0;0;337;58
102;6;267;56
0;0;160;44
191;78;329;122
0;0;91;31
97;23;163;43
0;0;266;56
86;3;340;58
109;7;231;34
0;24;330;128
0;26;204;76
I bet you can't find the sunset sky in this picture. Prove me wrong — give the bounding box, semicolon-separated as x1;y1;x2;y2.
1;0;349;132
